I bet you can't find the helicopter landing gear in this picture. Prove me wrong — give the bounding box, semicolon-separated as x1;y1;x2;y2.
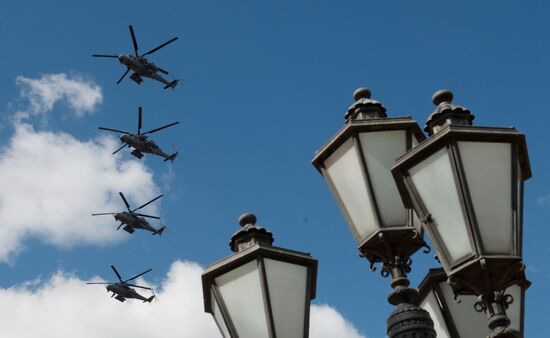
129;73;143;84
131;149;144;159
115;295;126;302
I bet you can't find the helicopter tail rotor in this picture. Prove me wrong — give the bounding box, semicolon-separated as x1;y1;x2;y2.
144;295;155;303
163;79;179;90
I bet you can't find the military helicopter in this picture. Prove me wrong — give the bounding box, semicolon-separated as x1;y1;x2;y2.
87;265;155;303
92;192;166;235
93;25;180;89
99;106;179;161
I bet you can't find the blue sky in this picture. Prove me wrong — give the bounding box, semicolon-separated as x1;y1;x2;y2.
0;1;549;337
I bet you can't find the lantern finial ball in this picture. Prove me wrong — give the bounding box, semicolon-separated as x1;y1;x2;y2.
238;213;257;227
353;88;372;101
432;89;454;106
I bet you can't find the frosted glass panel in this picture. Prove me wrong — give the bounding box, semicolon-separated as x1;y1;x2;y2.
418;280;525;338
216;260;269;338
359;130;407;226
420;291;451;338
459;141;513;255
440;282;490;337
516;161;523;255
265;259;308;338
507;285;522;331
324;138;377;241
410;148;473;264
412;136;419;148
212;290;231;338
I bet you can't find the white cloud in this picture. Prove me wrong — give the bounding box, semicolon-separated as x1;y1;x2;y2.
15;73;102;118
0;124;159;262
310;305;366;338
0;260;366;338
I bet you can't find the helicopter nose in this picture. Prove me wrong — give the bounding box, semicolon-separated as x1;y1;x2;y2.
118;55;126;64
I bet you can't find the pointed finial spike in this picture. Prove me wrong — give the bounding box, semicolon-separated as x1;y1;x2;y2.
432;89;453;106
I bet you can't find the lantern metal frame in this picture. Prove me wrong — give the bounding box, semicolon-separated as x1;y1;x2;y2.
392;124;531;295
417;268;530;338
312;88;436;338
202;214;318;338
312;116;428;264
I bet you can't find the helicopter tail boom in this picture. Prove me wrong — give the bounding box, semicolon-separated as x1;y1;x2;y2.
163;80;179;90
153;226;166;236
163;152;178;162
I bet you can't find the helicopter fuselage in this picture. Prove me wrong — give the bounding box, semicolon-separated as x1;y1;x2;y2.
106;283;150;302
114;212;159;234
119;134;175;160
117;55;174;87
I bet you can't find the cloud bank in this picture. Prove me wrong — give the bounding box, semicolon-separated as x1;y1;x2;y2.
15;73;102;118
0;74;159;262
0;124;159;261
0;260;367;338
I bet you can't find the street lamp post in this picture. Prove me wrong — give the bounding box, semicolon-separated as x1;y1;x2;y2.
202;213;318;338
392;90;532;338
312;88;435;338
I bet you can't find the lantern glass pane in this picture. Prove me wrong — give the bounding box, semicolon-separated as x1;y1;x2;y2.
459;141;514;255
265;258;308;337
215;260;269;338
324;138;377;242
359;130;408;226
440;281;490;336
212;290;231;338
507;284;522;331
409;148;474;264
516;161;523;255
420;290;452;338
436;281;523;337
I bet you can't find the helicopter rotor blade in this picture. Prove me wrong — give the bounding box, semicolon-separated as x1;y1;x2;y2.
131;194;163;212
141;37;178;57
134;213;160;219
92;54;119;58
129;25;139;56
91;213;116;216
123;268;152;283
119;192;131;212
111;265;123;283
126;283;152;290
138;106;142;135
98;127;131;134
112;144;127;155
116;68;131;84
116;223;123;230
86;282;113;285
142;122;179;135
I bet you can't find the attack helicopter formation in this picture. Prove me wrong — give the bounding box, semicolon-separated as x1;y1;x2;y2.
87;25;183;303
